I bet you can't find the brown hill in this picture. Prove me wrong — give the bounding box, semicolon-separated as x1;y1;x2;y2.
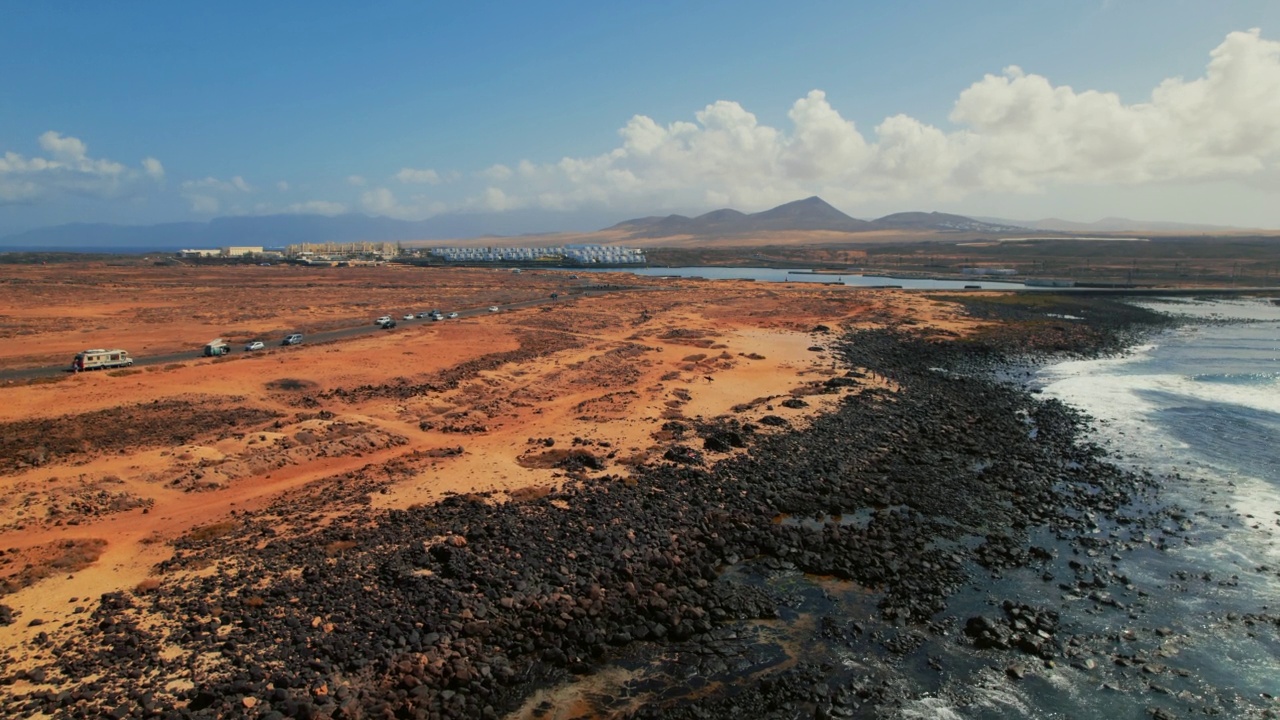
609;198;1023;239
611;196;873;238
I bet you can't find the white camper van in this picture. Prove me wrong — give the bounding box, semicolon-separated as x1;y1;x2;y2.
71;349;133;372
203;338;230;357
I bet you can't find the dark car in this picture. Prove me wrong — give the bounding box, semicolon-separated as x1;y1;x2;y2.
282;333;303;345
381;320;396;329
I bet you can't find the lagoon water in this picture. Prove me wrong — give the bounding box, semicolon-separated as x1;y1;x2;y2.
592;265;1031;290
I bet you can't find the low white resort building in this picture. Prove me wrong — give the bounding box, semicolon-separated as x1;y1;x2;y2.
427;244;645;265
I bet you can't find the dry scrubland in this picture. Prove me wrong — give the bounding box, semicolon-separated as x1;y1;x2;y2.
0;263;972;672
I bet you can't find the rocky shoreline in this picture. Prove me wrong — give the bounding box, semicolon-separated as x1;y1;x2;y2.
6;295;1270;719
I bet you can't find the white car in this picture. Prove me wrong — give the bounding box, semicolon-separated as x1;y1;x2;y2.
376;315;392;326
403;314;415;321
447;312;459;319
488;306;500;312
245;341;265;352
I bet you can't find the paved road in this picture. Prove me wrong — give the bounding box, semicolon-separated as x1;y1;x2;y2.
0;286;637;383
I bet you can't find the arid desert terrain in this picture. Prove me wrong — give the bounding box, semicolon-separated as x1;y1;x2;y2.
0;263;958;669
8;261;1273;720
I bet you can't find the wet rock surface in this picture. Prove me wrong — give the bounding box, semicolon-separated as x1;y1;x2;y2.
6;297;1265;719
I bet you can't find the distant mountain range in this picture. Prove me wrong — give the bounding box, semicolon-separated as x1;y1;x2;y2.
609;197;1023;237
0;197;1263;252
0;208;625;251
969;215;1257;234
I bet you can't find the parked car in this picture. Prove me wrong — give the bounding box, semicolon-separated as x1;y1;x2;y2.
416;311;431;319
550;293;559;299
403;314;415;321
447;312;459;319
375;315;392;326
488;306;500;313
282;334;303;346
382;320;397;329
245;341;265;351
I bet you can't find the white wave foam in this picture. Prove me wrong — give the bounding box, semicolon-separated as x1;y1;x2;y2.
1041;352;1280;422
897;696;967;720
1136;297;1280;322
1039;312;1280;580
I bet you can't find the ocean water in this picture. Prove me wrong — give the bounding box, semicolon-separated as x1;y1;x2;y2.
894;297;1280;719
1025;297;1280;717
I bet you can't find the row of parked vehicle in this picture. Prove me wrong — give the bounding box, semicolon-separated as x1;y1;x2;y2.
376;309;460;328
202;334;302;356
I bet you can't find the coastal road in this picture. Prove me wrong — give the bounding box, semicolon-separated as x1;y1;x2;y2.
0;285;639;383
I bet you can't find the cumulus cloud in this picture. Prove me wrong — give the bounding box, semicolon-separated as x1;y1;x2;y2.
469;29;1280;213
242;199;347;217
0;131;163;204
360;186;446;219
283;200;347;215
360;187;396;214
180;175;253;213
395;167;442;184
182;175;252;193
480;164;514;182
188;194;221;214
141;157;165;179
347;174;368;186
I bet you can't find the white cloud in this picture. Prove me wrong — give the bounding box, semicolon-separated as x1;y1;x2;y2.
481;164;513;182
276;180;290;192
360;187;396;214
283;200;347;215
38;131;91;161
243;199;347;217
181;175;252;193
395;167;442;184
179;175;253;213
187;194;220;214
0;131;162;204
347;174;368;186
141;157;165;179
482;187;512;211
469;29;1280;213
360;186;446;219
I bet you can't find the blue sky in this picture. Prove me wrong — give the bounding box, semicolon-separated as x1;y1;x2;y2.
4;1;1280;234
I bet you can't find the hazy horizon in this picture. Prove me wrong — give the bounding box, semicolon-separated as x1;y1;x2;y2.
5;2;1280;236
